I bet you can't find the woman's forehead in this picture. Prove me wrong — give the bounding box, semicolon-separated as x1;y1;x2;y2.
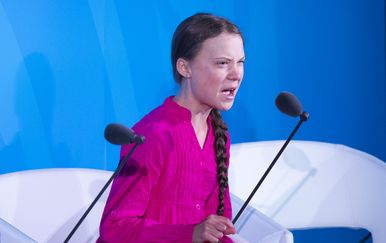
197;33;244;59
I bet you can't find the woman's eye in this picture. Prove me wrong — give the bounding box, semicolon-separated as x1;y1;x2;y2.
217;60;228;65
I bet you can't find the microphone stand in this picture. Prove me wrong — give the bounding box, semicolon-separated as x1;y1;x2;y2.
64;137;144;243
232;112;309;225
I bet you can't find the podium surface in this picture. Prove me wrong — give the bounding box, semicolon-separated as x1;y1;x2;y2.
1;140;384;242
229;140;386;242
0;168;291;243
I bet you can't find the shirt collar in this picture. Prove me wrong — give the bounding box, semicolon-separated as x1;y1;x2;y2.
164;96;213;128
163;96;192;121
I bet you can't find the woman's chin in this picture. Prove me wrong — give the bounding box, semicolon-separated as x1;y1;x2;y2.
216;101;235;111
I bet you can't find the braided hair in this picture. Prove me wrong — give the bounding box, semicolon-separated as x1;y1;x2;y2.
210;109;229;215
171;13;243;216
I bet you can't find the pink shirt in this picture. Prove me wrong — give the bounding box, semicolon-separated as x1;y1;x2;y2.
98;97;232;242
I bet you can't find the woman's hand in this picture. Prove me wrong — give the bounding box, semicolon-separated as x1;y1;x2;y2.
192;214;236;243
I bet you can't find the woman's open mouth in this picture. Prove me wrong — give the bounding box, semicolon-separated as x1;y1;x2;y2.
221;88;236;99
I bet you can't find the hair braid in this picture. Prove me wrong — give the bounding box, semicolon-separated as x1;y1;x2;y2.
210;109;229;216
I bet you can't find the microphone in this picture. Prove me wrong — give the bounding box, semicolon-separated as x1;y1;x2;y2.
275;91;309;121
64;123;145;243
104;123;145;145
232;92;309;225
275;91;302;117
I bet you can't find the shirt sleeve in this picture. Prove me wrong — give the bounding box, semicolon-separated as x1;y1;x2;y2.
98;131;194;243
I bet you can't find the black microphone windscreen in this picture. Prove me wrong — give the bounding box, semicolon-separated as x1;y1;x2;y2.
104;123;137;145
275;92;303;117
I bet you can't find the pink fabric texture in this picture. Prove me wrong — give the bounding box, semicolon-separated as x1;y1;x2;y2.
97;97;233;242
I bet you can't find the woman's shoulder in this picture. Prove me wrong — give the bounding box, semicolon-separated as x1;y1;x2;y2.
119;103;173;158
134;97;190;132
134;105;168;130
132;99;179;138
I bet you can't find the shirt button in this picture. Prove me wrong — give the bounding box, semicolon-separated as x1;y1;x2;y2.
200;161;204;166
196;204;201;210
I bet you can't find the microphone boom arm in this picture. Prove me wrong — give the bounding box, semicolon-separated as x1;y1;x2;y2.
64;137;144;243
232;112;309;225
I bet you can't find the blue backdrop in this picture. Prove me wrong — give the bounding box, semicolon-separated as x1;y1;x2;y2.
1;0;384;173
0;0;384;242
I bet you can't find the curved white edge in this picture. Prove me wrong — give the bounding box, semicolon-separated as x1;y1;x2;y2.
0;217;37;243
230;140;385;165
0;167;113;177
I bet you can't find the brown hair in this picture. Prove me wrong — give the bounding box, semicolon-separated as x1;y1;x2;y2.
171;13;243;216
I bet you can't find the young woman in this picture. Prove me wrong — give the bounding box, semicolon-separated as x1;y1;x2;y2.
98;13;245;243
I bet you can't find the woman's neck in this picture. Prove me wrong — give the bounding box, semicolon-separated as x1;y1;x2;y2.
173;88;212;124
174;91;212;148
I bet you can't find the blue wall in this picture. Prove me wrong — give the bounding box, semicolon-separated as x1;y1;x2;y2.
0;0;384;171
0;1;384;242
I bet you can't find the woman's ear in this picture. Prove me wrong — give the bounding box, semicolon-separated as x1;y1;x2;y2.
176;58;191;79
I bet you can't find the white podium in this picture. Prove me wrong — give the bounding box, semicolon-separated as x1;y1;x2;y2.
0;217;37;243
0;169;291;242
2;140;383;242
0;168;109;243
229;140;386;242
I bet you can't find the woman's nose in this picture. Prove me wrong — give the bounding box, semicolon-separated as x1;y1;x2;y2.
228;63;243;81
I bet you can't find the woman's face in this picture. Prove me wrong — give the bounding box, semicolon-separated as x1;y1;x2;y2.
183;32;245;111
